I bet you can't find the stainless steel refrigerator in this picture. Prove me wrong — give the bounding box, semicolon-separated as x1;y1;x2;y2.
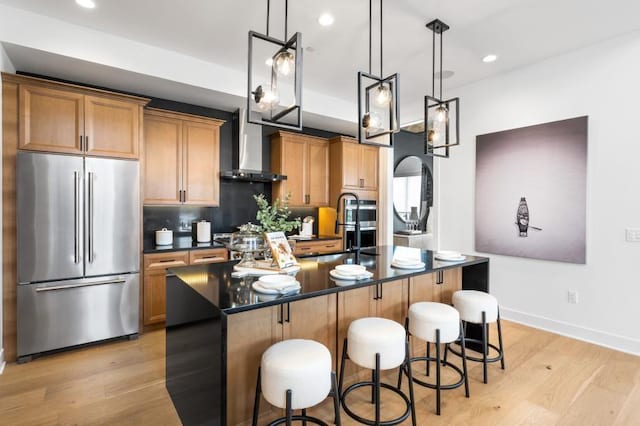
17;151;140;362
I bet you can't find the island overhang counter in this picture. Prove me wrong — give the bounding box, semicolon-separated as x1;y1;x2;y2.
165;246;489;426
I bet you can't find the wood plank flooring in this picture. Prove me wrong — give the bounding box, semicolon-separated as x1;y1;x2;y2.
0;321;638;425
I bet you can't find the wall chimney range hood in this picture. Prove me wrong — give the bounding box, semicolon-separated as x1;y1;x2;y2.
221;109;287;183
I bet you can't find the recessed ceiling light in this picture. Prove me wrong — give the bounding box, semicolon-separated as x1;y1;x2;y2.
482;54;498;63
318;13;335;27
75;0;96;8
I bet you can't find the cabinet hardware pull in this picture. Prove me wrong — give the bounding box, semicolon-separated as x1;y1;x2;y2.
79;136;83;151
85;136;89;151
278;304;284;324
183;190;187;202
286;303;291;323
159;259;177;263
379;283;383;299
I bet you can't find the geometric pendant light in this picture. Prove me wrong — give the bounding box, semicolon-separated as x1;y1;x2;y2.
424;19;460;158
357;0;399;147
248;0;303;130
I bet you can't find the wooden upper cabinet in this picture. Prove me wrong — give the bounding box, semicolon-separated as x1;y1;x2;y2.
329;136;379;202
143;108;223;206
84;95;141;159
14;75;148;158
271;131;329;207
19;84;84;154
143;113;182;204
183;121;220;205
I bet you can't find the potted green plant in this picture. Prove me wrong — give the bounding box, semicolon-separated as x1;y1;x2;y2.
253;193;301;233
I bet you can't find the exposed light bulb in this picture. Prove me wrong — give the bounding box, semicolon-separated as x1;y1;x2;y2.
435;104;448;122
362;111;382;131
427;128;440;143
373;84;392;107
273;51;294;76
252;85;278;110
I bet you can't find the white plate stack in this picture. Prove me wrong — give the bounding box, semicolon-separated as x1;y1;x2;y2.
252;274;301;294
329;264;373;281
390;257;426;269
434;250;466;262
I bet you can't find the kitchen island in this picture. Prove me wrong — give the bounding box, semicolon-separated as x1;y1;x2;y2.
165;246;489;426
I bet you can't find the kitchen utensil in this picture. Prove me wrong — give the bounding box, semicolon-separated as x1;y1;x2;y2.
155;228;173;246
301;216;314;237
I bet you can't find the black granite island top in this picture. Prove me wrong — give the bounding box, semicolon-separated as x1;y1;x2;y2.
168;245;489;314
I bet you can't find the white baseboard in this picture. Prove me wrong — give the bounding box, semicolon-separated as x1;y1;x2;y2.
501;307;640;357
0;348;5;374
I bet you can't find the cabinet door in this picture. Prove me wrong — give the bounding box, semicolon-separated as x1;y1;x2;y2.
359;145;379;190
227;306;280;426
434;268;462;305
183;120;220;206
143;270;167;325
143;114;182;204
284;293;337;368
408;273;435;304
278;138;307;206
307;140;329;206
18;84;84;154
376;279;408;325
84;95;140;159
342;141;361;189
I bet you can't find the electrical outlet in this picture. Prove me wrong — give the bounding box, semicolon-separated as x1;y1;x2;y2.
568;291;578;304
626;228;640;242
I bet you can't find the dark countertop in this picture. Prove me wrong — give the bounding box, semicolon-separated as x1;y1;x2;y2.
169;245;489;315
143;235;226;254
289;234;341;242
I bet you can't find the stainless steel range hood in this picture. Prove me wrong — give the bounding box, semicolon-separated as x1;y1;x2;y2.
221;109;287;182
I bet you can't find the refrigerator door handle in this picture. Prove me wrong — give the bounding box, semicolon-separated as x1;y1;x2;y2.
88;171;94;263
35;278;127;292
74;171;80;264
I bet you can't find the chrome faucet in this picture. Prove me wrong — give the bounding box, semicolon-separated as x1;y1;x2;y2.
335;192;361;256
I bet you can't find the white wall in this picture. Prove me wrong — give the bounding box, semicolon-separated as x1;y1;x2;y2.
439;31;640;355
0;42;16;373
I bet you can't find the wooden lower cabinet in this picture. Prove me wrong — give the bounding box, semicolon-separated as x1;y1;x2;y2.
142;249;228;326
337;279;408;383
226;293;337;426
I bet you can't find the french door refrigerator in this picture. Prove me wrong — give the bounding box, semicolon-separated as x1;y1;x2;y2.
17;151;140;362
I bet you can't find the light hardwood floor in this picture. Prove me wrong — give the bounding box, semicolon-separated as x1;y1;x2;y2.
0;321;638;425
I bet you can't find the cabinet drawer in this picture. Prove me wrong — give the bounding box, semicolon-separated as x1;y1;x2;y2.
294;239;342;255
189;248;229;265
143;251;189;271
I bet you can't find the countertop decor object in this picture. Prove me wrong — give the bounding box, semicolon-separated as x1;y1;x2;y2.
155;228;173;246
254;193;301;233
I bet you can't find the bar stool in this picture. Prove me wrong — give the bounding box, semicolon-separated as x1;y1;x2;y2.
448;290;505;384
252;339;341;426
400;302;469;415
338;317;416;426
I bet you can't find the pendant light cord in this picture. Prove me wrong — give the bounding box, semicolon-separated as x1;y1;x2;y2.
266;0;288;39
431;25;435;98
440;27;443;100
368;0;372;74
266;0;270;36
380;0;383;78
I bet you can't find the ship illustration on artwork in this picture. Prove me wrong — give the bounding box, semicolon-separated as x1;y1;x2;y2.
516;197;542;237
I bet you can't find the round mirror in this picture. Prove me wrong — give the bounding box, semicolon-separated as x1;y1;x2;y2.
393;156;431;227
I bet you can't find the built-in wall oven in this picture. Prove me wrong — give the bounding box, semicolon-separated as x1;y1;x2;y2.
343;199;377;249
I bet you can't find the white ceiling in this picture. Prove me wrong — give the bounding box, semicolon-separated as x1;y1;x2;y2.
1;0;640;128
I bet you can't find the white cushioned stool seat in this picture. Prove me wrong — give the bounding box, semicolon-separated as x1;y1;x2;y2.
261;339;332;410
453;290;498;324
348;317;406;370
409;302;460;343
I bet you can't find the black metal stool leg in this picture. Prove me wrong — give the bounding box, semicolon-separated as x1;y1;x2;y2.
404;340;417;426
286;389;293;426
331;371;341;426
371;369;376;404
482;311;488;384
426;342;431;376
459;321;470;398
375;353;381;425
302;409;307;426
497;309;505;370
338;339;348;396
435;329;441;416
252;367;261;426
